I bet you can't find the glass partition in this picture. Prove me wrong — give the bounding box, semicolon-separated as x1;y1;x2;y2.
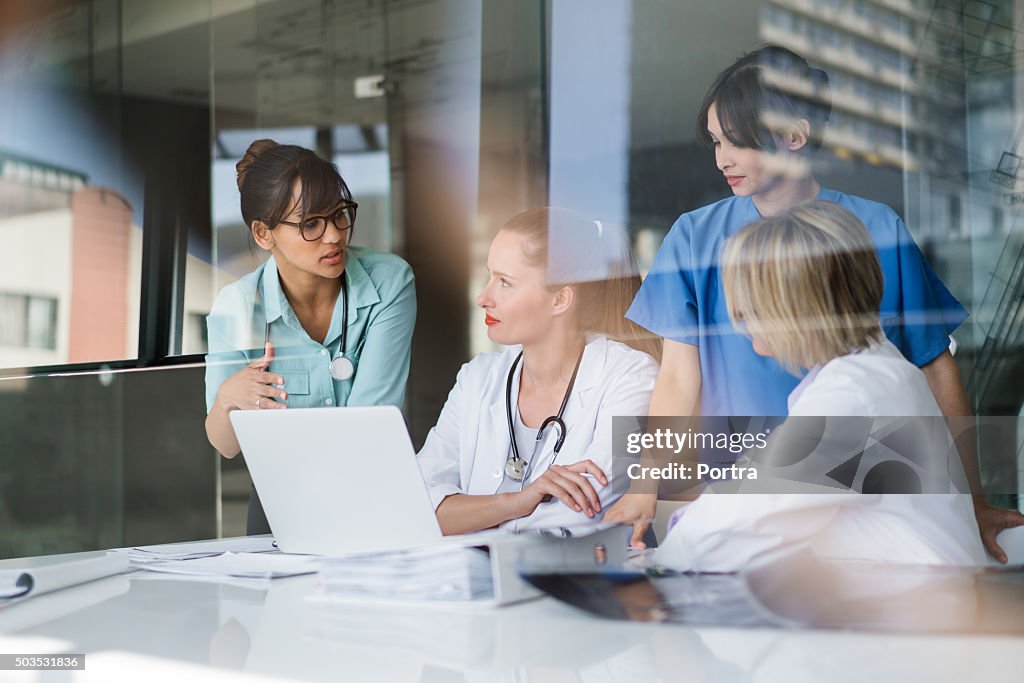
545;0;1021;506
0;1;142;371
0;364;216;558
957;0;1024;505
2;0;1022;556
0;0;218;557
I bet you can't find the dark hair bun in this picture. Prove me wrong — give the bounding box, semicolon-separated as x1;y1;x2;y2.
236;139;279;191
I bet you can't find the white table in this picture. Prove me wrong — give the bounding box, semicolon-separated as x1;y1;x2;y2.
0;540;1022;683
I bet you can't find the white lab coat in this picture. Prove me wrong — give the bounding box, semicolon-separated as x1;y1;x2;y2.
417;336;659;531
786;338;948;417
657;340;987;571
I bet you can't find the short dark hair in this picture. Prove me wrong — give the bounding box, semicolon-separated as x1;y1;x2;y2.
235;139;353;231
695;46;832;152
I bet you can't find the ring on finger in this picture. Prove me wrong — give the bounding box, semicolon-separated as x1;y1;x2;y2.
256;397;262;408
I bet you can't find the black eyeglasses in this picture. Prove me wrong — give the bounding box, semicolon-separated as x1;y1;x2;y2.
273;202;358;242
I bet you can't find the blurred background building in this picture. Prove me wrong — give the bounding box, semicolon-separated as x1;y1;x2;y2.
0;0;1021;556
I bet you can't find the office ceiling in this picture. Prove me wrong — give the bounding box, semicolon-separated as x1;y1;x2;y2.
4;0;468;128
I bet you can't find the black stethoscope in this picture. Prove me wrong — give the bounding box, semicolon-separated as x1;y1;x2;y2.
263;271;354;382
503;347;585;482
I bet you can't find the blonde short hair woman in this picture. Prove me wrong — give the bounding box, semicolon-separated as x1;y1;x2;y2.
722;199;884;376
655;200;986;571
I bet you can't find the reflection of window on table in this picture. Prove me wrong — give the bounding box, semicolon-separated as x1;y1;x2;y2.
0;292;58;349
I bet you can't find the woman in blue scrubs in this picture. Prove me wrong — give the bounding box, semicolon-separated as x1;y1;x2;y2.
204;139;416;533
604;46;1024;558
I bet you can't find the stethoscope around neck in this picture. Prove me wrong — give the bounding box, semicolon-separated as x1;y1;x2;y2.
503;347;585;482
262;271;354;382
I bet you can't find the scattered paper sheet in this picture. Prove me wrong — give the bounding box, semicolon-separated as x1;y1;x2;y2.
136;552;319;579
113;537;277;563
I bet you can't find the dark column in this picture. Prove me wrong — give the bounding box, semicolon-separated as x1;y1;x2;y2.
386;1;548;446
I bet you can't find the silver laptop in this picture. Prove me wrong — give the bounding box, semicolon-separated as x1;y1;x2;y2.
229;406;443;555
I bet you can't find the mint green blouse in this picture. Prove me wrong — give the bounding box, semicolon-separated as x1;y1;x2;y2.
204;246;416;413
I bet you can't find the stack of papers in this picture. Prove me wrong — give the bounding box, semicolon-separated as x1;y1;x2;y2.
319;545;494;602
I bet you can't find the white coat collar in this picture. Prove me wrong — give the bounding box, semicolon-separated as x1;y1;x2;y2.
486;335;610;447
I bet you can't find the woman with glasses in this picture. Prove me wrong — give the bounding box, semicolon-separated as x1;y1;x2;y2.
204;139;416;533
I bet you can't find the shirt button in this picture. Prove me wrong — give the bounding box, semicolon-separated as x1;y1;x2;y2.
325;398;334;405
493;469;501;479
320;349;328;356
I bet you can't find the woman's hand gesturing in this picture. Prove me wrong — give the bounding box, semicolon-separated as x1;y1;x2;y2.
214;343;288;412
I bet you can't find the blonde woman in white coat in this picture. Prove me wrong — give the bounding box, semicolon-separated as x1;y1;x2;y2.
417;208;660;535
657;201;986;571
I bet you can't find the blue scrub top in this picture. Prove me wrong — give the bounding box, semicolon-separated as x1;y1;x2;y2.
626;188;967;416
204;246;416;413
